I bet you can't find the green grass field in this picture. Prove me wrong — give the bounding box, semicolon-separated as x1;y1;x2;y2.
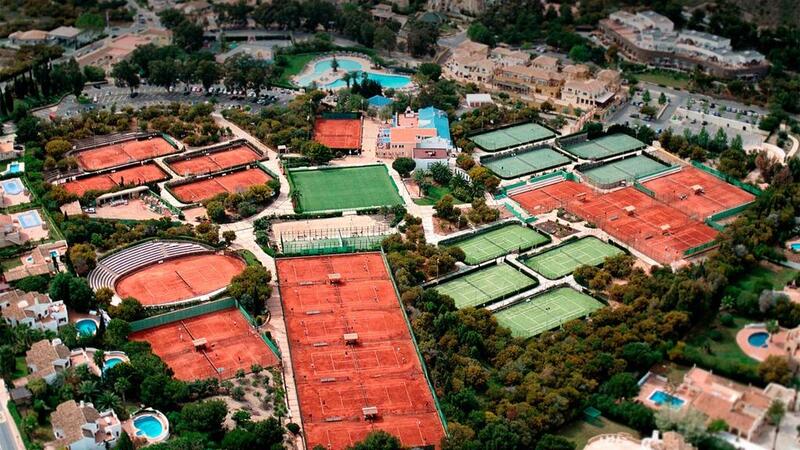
583;155;670;185
289;165;403;212
449;224;549;265
483;147;571;179
563;134;646;160
494;287;604;337
635;70;691;90
435;263;538;309
413;184;467;206
523;237;623;279
277;53;318;86
470;123;556;152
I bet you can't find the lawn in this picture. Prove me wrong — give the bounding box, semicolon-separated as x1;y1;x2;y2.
1;257;22;271
558;417;640;449
725;264;797;295
276;53;318;86
12;356;26;379
682;315;760;383
238;249;262;266
413;184;467;206
635;70;691;90
289;165;403;213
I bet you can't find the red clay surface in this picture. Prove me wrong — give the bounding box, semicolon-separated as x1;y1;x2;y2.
314;118;363;150
63;164;168;196
115;253;246;306
512;179;720;264
130;308;279;381
642;167;755;218
167;145;262;176
277;253;445;450
75;137;178;171
170;168;272;203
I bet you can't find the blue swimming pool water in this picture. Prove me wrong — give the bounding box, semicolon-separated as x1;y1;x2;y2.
297;58;364;86
649;390;685;408
104;358;123;372
16;211;41;229
2;179;23;195
134;415;164;439
748;331;769;347
76;319;97;336
7;162;21;174
325;70;412;89
792;243;800;252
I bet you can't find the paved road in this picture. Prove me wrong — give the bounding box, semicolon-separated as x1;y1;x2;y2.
0;381;24;450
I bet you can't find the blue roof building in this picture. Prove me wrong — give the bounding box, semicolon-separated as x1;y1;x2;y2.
417;106;451;144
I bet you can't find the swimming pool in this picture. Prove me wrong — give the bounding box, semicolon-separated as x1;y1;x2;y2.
104;357;123;372
134;415;164;439
296;58;364;86
748;331;769;347
75;319;98;336
792;243;800;252
7;162;21;174
649;390;685;408
325;70;411;89
2;179;23;195
16;210;41;229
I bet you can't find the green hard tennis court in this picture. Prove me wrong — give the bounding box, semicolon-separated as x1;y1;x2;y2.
470;123;556;152
562;134;646;160
434;263;538;309
494;287;604;337
288;165;403;212
449;224;549;265
583;155;671;185
523;237;623;279
483;147;571;179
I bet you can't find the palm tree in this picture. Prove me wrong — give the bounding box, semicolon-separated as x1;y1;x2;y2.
114;378;131;405
767;320;780;342
767;399;786;450
96;392;122;413
342;72;352;88
289;190;302;208
78;380;98;401
331;56;339;73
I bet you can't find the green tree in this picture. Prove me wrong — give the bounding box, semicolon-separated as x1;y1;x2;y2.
374;26;397;52
148;59;179;91
0;345;15;380
68;243;96;276
222;230;237;245
103;319;131;348
418;63;442;82
83;66;106;82
658;92;667;105
467;22;495;46
228;266;273;316
535;434;575;450
391;157;416;177
109;298;144;322
75;12;105;31
767;400;786;450
568;44;591;62
434;194;460;222
300;141;333;165
179;400;229;437
111;60;141;94
759;356;792;385
196;60;222;91
642;89;652;104
347;431;401;450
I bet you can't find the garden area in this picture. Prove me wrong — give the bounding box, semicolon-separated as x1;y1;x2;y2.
558;417;640;449
678;314;761;384
632;69;691;90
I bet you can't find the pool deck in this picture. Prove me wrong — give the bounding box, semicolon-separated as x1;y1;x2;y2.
735;325;793;362
294;55;373;87
0;178;32;207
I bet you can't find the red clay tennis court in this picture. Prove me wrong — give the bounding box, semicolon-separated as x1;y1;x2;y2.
167;145;262;176
511;180;719;263
115;253;246;306
130;308;278;381
642;167;755;218
277;253;445;450
314;118;363;150
63;164;168;196
75;137;178;171
170;168;272;203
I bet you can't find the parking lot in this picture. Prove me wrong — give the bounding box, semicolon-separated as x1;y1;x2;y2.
609;82;769;148
34;83;296;120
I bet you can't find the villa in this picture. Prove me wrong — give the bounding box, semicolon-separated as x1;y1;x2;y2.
638;367;797;440
0;134;22;161
585;431;694;450
0;214;25;247
379;107;454;168
24;339;72;385
4;240;69;282
599;10;768;79
0;289;68;332
445;40;622;112
51;400;122;450
76;28;172;72
8;29;50;47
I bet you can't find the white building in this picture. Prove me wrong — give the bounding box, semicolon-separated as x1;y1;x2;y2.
0;289;68;333
25;339;71;384
51;400;122;450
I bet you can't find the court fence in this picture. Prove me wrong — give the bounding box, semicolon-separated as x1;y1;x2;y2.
704;201;754;230
691;160;763;196
160;133;181;150
130;297;236;333
438;219;547;247
633;181;655;198
683;240;719;257
380;250;449;435
236;302;282;360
